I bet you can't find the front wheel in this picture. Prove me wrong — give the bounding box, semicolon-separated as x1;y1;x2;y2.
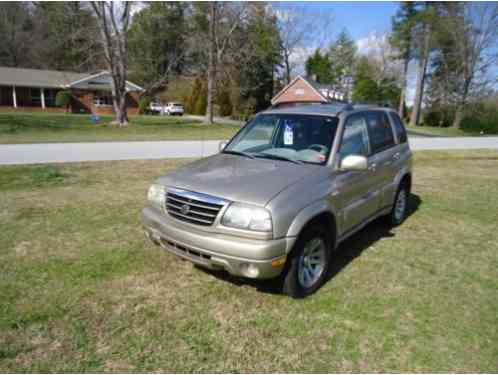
282;226;331;298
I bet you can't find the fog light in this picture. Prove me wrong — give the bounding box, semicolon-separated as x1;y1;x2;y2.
271;255;287;268
240;263;259;278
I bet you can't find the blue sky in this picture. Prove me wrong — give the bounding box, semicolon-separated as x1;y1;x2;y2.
290;1;398;41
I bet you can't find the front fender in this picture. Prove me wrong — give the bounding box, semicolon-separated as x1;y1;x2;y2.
285;199;338;251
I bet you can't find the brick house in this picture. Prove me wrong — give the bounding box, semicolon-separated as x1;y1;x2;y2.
0;67;143;115
271;75;346;107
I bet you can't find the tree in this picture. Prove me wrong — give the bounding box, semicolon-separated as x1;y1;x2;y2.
409;3;436;127
352;55;401;105
328;29;358;100
390;2;418;118
236;3;282;112
305;49;333;83
91;1;132;127
128;2;188;96
271;4;333;85
195;2;249;124
353;56;380;102
0;2;33;67
430;3;498;128
31;2;103;72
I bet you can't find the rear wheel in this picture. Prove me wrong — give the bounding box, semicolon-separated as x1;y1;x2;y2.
387;183;408;226
282;226;331;298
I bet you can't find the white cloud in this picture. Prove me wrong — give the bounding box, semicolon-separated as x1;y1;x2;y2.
288;46;316;76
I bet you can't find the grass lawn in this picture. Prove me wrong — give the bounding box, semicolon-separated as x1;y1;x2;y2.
0;112;240;144
1;151;497;372
406;123;476;137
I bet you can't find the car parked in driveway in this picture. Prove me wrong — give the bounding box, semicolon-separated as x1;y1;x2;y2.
148;100;164;115
142;103;412;298
164;102;184;116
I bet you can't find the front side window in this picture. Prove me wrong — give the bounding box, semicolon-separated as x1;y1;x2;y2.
338;114;370;159
389;112;408;143
365;111;395;153
224;114;339;164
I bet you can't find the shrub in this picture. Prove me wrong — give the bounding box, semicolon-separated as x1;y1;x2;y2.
186;77;206;115
423;107;454;127
55;90;72;112
216;90;232;117
194;93;207;115
461;105;498;134
138;96;152;115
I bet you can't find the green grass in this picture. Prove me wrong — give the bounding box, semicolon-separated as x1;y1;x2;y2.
406;123;473;137
1;151;498;372
0;112;240;144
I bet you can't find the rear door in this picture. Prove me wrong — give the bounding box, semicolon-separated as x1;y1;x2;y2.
364;111;398;210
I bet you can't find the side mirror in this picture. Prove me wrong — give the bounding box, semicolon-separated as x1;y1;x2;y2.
340;155;368;171
218;140;228;152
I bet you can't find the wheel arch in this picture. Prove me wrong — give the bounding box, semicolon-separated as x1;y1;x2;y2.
400;172;412;193
286;201;338;252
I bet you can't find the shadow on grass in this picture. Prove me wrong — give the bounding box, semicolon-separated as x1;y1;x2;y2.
199;193;422;296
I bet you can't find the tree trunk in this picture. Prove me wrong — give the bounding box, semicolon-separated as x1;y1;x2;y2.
398;57;409;119
410;30;430;127
452;106;463;129
112;81;129;127
284;51;291;85
205;3;216;125
118;92;129;126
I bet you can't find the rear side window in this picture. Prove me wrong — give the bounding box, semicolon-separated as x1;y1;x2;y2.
389;112;408;143
365;111;395;153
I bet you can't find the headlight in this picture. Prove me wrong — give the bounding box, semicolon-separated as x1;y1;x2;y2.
222;203;272;232
147;184;166;210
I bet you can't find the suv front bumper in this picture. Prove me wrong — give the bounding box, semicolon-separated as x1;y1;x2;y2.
141;207;293;279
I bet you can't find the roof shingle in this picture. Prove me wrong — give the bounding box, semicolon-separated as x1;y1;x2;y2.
0;67;93;89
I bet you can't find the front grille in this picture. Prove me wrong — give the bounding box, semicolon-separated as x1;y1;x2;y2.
165;188;226;226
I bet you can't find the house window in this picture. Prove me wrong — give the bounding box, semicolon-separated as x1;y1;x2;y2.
30;88;41;105
93;92;113;106
44;89;57;107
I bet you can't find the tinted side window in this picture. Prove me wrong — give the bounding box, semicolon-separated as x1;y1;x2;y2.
338;114;370;159
389;112;408;143
365;111;395;153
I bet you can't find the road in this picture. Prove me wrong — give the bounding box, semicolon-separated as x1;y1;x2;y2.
0;137;497;165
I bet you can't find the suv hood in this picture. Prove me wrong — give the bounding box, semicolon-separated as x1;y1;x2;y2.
157;153;322;206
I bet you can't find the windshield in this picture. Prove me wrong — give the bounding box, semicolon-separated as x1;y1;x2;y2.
224;114;339;164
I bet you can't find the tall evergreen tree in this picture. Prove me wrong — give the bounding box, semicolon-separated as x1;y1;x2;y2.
328;29;357;100
305;49;333;83
390;2;419;118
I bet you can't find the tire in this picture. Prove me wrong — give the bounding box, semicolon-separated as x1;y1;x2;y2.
282;225;331;298
386;183;409;226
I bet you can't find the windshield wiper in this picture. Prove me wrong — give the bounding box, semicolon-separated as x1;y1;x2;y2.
254;153;303;165
222;150;255;159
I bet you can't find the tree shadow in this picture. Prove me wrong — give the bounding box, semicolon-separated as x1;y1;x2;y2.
197;193;422;295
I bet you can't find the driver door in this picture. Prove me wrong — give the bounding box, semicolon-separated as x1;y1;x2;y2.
334;113;381;234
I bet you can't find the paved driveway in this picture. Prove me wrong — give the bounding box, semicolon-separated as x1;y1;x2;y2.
0;137;497;165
